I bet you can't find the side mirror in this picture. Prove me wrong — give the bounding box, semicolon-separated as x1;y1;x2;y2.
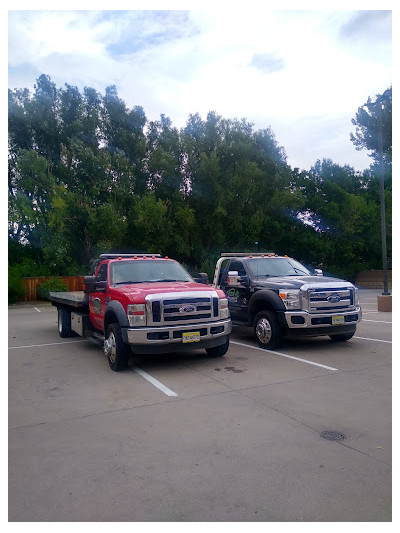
83;276;107;293
194;272;209;285
227;271;240;286
315;269;323;276
227;271;249;287
95;280;107;292
84;275;96;293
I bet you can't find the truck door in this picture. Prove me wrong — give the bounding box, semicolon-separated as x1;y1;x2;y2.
89;262;108;331
222;260;250;323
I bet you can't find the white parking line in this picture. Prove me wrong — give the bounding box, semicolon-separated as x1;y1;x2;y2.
132;367;178;397
362;319;392;324
354;336;392;344
9;340;88;350
230;341;338;371
33;307;41;313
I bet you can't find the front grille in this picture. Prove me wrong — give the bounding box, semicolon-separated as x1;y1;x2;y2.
147;292;219;326
304;286;355;313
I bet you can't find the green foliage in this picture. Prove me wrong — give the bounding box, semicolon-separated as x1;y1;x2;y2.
8;257;44;303
8;75;392;282
37;279;69;300
351;86;392;165
8;266;26;304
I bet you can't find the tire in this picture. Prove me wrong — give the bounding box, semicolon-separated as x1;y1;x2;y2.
254;311;282;349
58;308;73;338
206;337;229;357
329;332;355;342
104;323;130;371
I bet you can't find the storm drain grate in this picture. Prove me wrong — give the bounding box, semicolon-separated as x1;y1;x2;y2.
320;431;346;441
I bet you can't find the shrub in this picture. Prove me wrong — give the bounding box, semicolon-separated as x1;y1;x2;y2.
8;265;26;304
37;278;69;300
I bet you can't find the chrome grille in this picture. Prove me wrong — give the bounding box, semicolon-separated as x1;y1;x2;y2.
145;291;219;326
303;285;355;313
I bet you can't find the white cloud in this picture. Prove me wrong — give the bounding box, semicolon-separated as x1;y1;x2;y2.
7;8;392;171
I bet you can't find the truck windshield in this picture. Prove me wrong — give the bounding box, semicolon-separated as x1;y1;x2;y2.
110;260;193;285
247;258;311;278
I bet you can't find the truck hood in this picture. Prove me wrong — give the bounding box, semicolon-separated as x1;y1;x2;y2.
110;281;224;300
255;275;352;290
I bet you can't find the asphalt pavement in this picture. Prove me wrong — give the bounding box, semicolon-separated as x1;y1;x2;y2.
8;289;392;522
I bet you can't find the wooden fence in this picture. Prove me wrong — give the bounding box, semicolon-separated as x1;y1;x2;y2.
355;270;392;290
21;276;85;302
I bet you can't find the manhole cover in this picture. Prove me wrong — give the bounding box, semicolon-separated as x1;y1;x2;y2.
320;431;346;441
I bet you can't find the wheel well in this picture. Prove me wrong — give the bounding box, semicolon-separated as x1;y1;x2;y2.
104;311;118;333
249;300;275;324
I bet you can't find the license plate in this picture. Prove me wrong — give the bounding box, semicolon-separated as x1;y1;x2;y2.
332;315;345;325
182;331;201;343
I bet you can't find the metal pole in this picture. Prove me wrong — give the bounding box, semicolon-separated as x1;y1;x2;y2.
377;101;390;295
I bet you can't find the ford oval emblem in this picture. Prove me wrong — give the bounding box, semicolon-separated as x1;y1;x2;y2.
179;305;196;313
327;295;341;303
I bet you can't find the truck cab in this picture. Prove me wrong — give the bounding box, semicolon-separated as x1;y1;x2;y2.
51;254;231;371
213;253;362;349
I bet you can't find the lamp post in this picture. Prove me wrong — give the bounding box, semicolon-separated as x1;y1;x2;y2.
376;93;390;296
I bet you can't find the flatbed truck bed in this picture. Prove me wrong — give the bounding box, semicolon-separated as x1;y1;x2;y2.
49;291;88;309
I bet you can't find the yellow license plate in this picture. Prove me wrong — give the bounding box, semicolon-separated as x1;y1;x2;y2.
332;315;345;325
182;331;201;343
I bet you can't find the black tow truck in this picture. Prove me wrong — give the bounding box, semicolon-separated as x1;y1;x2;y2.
212;252;362;349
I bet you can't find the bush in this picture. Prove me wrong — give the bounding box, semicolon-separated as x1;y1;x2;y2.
37;278;69;300
8;265;26;304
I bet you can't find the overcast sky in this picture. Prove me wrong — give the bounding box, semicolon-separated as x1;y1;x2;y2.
7;2;393;172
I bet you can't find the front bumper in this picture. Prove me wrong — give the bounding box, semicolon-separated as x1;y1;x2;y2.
125;318;232;345
283;307;362;329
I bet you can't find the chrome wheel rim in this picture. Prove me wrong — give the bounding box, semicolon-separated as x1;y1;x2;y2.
256;318;272;344
105;332;117;362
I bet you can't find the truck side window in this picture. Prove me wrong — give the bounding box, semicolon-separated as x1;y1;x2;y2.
229;261;246;276
96;263;108;282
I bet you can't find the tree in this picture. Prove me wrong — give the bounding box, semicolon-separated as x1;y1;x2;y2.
350;87;392;166
9;73;391;283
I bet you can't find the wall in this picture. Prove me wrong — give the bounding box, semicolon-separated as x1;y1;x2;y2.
355;270;392;290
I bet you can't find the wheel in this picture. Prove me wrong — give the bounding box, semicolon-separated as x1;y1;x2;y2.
104;323;130;371
329;332;355;342
254;311;282;349
206;337;229;357
58;308;73;338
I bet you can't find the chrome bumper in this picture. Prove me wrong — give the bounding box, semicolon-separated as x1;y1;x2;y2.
126;318;232;345
284;307;362;329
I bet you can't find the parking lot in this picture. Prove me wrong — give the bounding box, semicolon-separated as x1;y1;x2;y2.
8;289;392;522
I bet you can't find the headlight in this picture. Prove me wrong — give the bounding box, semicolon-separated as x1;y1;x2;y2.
354;287;360;307
219;298;230;319
279;289;301;310
127;304;147;326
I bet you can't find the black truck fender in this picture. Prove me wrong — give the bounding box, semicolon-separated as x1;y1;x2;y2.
104;300;130;342
248;289;286;326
